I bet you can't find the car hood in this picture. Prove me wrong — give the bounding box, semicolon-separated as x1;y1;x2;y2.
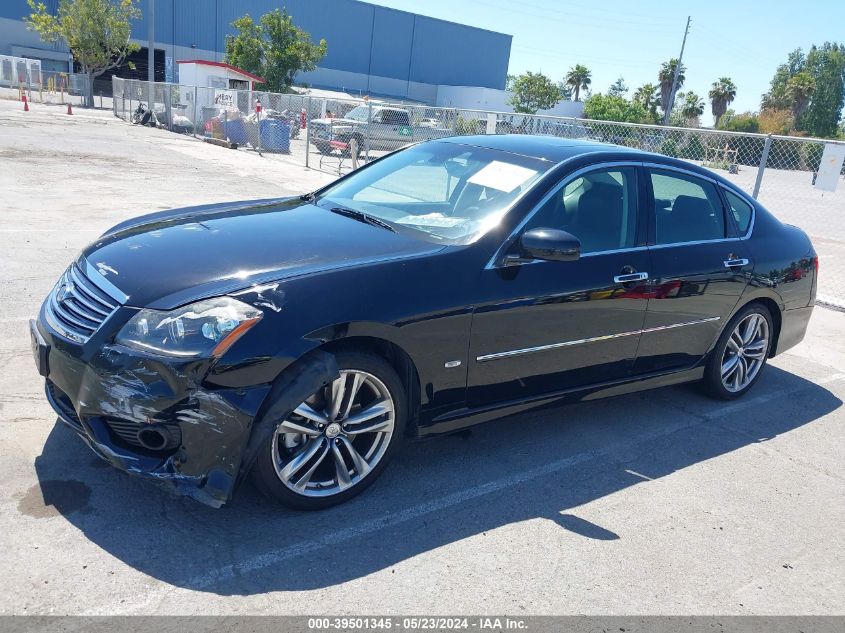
82;197;444;310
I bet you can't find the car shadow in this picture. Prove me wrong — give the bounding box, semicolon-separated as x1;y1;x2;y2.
29;365;841;595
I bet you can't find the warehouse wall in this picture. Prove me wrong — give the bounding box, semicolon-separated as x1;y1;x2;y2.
130;0;510;92
0;0;511;101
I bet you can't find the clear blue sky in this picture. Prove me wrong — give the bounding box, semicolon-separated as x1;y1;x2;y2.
367;0;844;125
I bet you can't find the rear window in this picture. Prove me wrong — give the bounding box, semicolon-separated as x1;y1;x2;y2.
650;170;725;244
723;189;754;234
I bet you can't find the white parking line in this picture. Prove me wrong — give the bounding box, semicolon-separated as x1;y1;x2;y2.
90;369;845;615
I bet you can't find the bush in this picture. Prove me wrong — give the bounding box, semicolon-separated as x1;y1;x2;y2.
583;93;654;124
454;116;482;135
718;111;760;133
758;109;794;135
660;138;679;157
685;134;706;161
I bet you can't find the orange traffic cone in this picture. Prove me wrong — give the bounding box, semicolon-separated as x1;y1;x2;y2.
67;102;73;115
23;95;29;112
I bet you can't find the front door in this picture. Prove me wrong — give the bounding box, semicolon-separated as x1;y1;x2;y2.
634;166;751;374
467;164;652;406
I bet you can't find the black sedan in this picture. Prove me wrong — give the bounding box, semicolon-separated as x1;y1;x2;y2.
31;136;817;509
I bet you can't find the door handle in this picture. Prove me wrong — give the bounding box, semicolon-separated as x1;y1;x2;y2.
613;272;649;283
724;258;750;268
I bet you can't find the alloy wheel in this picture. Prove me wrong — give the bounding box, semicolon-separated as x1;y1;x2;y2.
272;370;396;497
721;312;769;392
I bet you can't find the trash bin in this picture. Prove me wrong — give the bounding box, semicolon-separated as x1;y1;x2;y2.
223;118;248;145
259;119;290;153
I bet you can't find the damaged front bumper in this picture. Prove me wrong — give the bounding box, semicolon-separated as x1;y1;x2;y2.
33;315;272;507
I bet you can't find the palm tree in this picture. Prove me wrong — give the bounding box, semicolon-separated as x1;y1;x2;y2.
565;64;592;102
680;91;705;126
658;58;686;114
786;71;815;120
633;83;659;118
709;77;737;127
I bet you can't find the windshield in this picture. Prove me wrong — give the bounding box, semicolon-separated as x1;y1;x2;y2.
315;142;552;244
343;106;370;122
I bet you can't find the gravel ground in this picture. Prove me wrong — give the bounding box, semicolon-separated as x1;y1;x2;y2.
0;100;843;616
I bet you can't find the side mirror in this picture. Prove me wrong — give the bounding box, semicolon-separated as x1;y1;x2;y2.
519;228;581;262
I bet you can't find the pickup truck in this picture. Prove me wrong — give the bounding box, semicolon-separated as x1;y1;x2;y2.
309;105;451;155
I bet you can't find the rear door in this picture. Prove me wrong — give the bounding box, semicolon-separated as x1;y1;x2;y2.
633;165;751;374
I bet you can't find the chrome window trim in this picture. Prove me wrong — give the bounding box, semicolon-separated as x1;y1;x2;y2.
484;159;758;270
476;316;721;363
648;237;742;250
641;161;719;185
485;160;645;270
719;184;756;240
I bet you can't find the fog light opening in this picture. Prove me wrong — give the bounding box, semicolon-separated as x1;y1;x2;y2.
137;427;168;451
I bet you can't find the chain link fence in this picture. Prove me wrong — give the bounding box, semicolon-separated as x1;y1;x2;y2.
0;54;91;107
112;76;845;308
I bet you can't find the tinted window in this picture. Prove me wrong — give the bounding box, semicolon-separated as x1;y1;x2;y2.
650;170;725;244
723;188;753;234
526;167;638;254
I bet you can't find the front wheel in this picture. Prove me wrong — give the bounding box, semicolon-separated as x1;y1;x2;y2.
702;303;773;400
253;350;406;509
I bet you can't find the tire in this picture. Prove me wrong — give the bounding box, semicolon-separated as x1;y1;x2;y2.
702;302;774;400
253;350;406;510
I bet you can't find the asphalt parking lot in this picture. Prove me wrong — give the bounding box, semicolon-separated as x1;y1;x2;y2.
1;100;843;615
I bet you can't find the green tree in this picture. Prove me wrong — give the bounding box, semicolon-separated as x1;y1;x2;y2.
555;81;573;100
224;8;327;92
25;0;140;108
582;93;652;124
224;14;263;78
507;71;561;114
658;58;686;114
680;91;705;126
786;71;816;121
565;64;592;101
801;42;845;138
607;77;628;98
632;83;659;120
762;48;806;111
709;77;737;127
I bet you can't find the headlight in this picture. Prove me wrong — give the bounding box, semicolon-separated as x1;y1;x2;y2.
116;297;263;358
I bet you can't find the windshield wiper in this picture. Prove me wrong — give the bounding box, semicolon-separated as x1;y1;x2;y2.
300;192;318;203
329;206;396;232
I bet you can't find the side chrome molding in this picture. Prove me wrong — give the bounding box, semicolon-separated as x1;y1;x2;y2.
475;316;721;363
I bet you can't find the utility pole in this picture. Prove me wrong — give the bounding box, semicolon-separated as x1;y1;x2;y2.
663;15;691;126
147;0;155;107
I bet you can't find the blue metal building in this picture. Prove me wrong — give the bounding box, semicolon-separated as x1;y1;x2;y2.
0;0;512;102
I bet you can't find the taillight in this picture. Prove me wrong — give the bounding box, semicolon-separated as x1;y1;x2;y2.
814;255;819;274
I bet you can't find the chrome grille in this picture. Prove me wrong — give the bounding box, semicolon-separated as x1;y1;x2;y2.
45;264;121;343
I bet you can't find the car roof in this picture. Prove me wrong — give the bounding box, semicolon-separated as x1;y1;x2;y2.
438;135;632;162
438;134;745;194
